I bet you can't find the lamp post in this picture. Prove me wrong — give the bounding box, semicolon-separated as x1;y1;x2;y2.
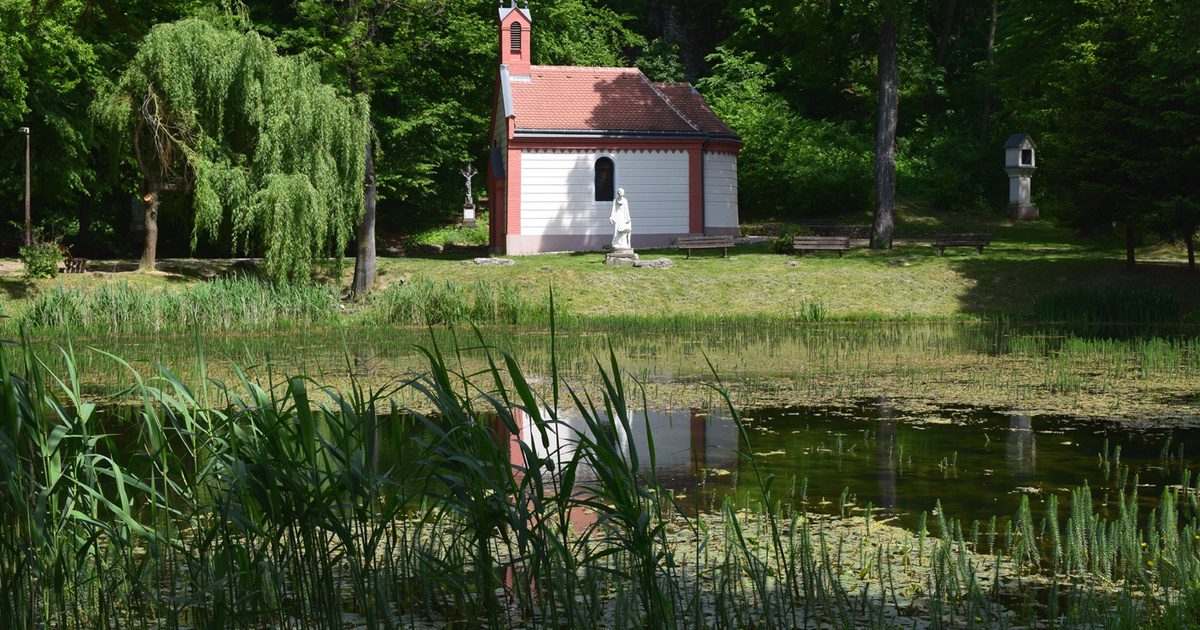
18;126;30;246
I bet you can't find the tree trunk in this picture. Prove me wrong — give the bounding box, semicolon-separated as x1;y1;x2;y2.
872;16;899;250
933;0;958;68
352;137;377;296
980;0;997;138
1187;235;1195;270
77;193;93;252
141;186;160;271
1124;223;1136;268
344;0;382;298
923;0;958;113
23;130;31;247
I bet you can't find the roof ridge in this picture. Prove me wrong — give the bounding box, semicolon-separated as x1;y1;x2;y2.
640;73;700;133
530;65;639;72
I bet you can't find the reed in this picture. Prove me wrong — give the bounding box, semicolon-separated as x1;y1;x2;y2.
363;277;560;326
1030;286;1183;338
20;277;341;333
2;324;1199;628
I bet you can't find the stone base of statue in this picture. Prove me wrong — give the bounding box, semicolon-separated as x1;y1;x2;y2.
1007;203;1039;220
462;203;477;227
604;248;639;266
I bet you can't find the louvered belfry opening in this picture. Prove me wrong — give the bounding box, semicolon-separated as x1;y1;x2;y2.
510;23;522;53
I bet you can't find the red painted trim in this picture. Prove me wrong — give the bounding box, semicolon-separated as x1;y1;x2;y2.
488;74;500;150
506;148;521;235
688;148;703;233
690;408;706;473
488;175;504;253
500;10;532;75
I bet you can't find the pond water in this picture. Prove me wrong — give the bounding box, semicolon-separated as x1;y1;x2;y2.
29;319;1200;421
21;319;1200;531
91;394;1196;533
513;401;1198;529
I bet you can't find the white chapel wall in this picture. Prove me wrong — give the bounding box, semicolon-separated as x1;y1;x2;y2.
703;152;738;233
519;149;690;237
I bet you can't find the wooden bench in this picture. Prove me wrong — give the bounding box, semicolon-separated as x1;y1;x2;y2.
63;258;88;274
793;236;851;258
932;234;992;255
675;235;734;258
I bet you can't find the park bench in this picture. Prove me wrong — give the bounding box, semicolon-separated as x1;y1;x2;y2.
932;234;992;255
675;235;734;258
63;258;88;274
793;236;851;258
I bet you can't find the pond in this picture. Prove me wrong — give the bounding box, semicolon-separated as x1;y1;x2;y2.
30;318;1200;423
8;319;1200;627
506;401;1198;529
39;319;1200;529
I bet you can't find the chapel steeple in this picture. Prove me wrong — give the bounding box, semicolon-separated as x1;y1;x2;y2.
499;1;532;76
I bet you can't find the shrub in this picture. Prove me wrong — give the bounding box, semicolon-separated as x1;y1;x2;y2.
699;48;873;220
771;225;815;254
19;239;64;280
407;212;490;250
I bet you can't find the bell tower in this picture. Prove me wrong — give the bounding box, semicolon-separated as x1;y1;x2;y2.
499;1;532;76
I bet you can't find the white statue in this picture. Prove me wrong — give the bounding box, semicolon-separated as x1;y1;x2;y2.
609;187;632;250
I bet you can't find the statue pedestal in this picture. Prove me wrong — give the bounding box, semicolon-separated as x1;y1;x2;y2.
1007;204;1039;220
604;248;639;266
1005;166;1037;221
462;203;477;227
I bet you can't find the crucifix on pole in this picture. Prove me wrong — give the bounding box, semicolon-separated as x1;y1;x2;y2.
461;163;478;227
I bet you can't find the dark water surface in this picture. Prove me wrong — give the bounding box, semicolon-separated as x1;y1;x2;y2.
92;395;1196;531
531;401;1200;529
23;320;1200;533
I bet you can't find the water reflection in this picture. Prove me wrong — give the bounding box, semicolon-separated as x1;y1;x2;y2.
483;401;1200;529
504;407;741;490
874;397;897;510
1006;414;1037;480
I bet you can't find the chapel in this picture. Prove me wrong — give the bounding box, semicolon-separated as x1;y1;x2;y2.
486;1;742;255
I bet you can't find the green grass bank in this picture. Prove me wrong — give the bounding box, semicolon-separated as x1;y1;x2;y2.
1;215;1197;332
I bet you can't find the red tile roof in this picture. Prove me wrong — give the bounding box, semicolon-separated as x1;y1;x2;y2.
653;82;736;136
508;65;737;138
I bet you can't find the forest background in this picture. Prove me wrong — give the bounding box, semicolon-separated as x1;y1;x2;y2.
1;0;1197;261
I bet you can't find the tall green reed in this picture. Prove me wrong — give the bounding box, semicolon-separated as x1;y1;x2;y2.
3;316;1200;628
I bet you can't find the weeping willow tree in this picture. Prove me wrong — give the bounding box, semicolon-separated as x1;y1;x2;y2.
95;17;370;282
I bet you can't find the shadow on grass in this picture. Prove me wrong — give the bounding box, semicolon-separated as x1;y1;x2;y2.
948;255;1199;320
0;277;29;300
402;244;489;261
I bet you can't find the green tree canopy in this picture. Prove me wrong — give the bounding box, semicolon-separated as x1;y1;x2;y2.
95;17;369;282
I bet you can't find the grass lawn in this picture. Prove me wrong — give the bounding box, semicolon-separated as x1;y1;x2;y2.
360;209;1198;319
1;211;1196;322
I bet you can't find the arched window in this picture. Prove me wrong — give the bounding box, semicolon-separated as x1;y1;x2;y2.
510;23;522;53
594;157;615;202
